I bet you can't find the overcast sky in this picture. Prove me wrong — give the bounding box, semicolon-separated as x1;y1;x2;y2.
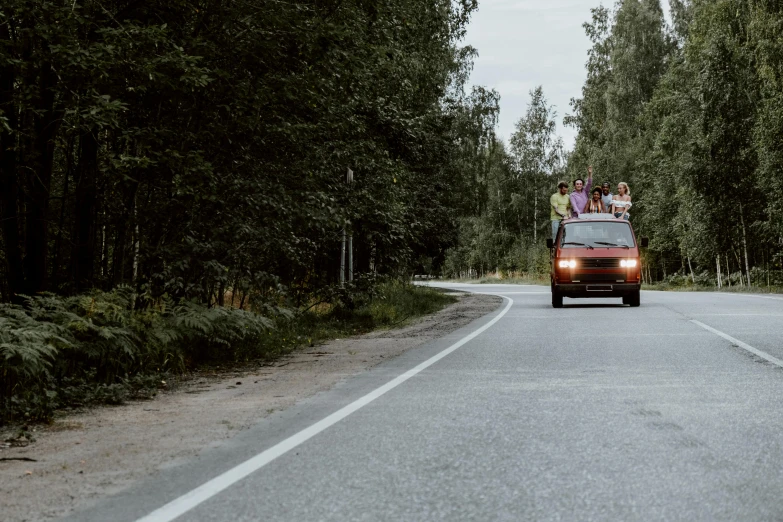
464;0;671;150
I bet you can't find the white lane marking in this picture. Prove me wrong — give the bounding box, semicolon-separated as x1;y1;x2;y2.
136;296;514;522
471;291;552;295
691;314;783;317
714;292;783;301
691;320;783;368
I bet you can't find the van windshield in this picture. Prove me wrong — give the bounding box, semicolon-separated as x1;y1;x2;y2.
561;221;635;248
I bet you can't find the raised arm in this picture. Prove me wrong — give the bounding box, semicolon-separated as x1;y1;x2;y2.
586;165;593;193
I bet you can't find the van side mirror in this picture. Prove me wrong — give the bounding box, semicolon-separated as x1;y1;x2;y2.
640;237;649;248
546;238;554;249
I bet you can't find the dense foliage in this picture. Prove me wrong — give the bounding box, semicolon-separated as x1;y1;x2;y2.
0;281;453;423
0;1;496;422
443;88;565;278
0;0;496;303
569;0;783;286
448;0;783;287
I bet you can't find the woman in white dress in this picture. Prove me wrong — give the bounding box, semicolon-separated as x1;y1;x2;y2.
611;182;632;220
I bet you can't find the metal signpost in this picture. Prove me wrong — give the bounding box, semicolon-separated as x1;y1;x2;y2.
340;168;354;285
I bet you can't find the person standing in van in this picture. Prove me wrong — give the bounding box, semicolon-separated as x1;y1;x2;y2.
569;165;593;218
583;187;606;214
550;181;572;238
611;182;632;220
601;182;613;211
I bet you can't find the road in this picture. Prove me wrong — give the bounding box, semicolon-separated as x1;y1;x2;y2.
69;285;783;521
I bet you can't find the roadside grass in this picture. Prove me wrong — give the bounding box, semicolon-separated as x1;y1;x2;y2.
643;283;783;294
0;281;456;425
272;281;457;353
441;274;549;285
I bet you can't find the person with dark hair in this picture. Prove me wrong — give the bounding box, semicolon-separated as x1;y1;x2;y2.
550;181;571;238
583;187;606;214
601;181;613;210
570;165;593;217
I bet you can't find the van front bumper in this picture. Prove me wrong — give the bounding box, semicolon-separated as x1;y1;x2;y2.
554;283;640;298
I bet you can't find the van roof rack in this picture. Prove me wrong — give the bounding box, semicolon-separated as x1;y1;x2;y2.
577;213;615;220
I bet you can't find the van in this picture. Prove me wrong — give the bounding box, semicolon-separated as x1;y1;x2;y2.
546;214;648;308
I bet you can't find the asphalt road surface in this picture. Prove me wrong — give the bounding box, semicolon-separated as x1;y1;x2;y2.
69;285;783;522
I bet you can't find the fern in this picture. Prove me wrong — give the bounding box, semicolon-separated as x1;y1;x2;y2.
0;304;71;384
1;288;283;424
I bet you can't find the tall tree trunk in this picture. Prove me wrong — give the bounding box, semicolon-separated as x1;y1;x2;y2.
72;130;99;292
716;255;722;289
132;196;140;284
51;136;75;290
112;182;139;285
726;253;731;287
739;203;751;287
0;22;24;297
533;198;537;243
687;255;695;284
112;225;127;285
101;212;108;279
22;59;61;294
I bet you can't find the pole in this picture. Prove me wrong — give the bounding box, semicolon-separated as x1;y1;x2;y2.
717;255;722;289
340;228;346;285
348;235;353;282
739;202;751;287
347;168;354;282
132;196;139;283
726;253;731;287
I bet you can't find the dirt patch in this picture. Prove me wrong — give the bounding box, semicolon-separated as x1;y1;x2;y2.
0;292;501;522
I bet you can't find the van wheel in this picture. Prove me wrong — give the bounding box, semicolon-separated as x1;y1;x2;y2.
627;290;640;307
552;289;563;308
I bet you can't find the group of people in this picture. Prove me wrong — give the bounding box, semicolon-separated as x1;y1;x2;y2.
549;166;632;237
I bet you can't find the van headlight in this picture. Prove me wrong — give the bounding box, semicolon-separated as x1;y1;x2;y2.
620;259;638;268
558;260;577;268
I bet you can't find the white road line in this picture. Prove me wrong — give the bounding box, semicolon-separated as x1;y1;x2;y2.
714;292;783;301
136;296;514;522
471;290;552;295
690;314;783;317
691;320;783;368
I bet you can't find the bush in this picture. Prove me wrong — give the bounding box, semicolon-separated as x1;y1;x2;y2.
0;280;454;424
0;288;282;424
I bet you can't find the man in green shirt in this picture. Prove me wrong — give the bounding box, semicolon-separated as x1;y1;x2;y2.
550;181;571;239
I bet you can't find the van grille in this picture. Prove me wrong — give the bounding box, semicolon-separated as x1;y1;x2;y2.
573;273;625;282
579;258;621;268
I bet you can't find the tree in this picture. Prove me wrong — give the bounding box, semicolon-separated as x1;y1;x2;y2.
0;0;494;304
509;87;565;244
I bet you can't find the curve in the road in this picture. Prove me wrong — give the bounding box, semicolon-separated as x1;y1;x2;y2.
135;296;514;522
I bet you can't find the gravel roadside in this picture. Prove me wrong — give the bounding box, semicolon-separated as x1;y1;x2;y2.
0;291;501;522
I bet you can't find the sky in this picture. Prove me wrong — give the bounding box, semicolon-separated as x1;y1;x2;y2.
464;0;671;150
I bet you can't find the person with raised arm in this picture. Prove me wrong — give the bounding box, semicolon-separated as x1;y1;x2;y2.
569;165;593;218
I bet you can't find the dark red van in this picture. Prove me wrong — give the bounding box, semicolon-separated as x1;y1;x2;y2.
546;214;648;308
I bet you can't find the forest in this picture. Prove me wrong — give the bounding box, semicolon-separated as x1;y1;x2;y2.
0;0;498;303
0;0;496;421
444;0;783;289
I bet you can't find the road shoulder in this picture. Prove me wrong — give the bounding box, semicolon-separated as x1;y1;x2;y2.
0;291;501;522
